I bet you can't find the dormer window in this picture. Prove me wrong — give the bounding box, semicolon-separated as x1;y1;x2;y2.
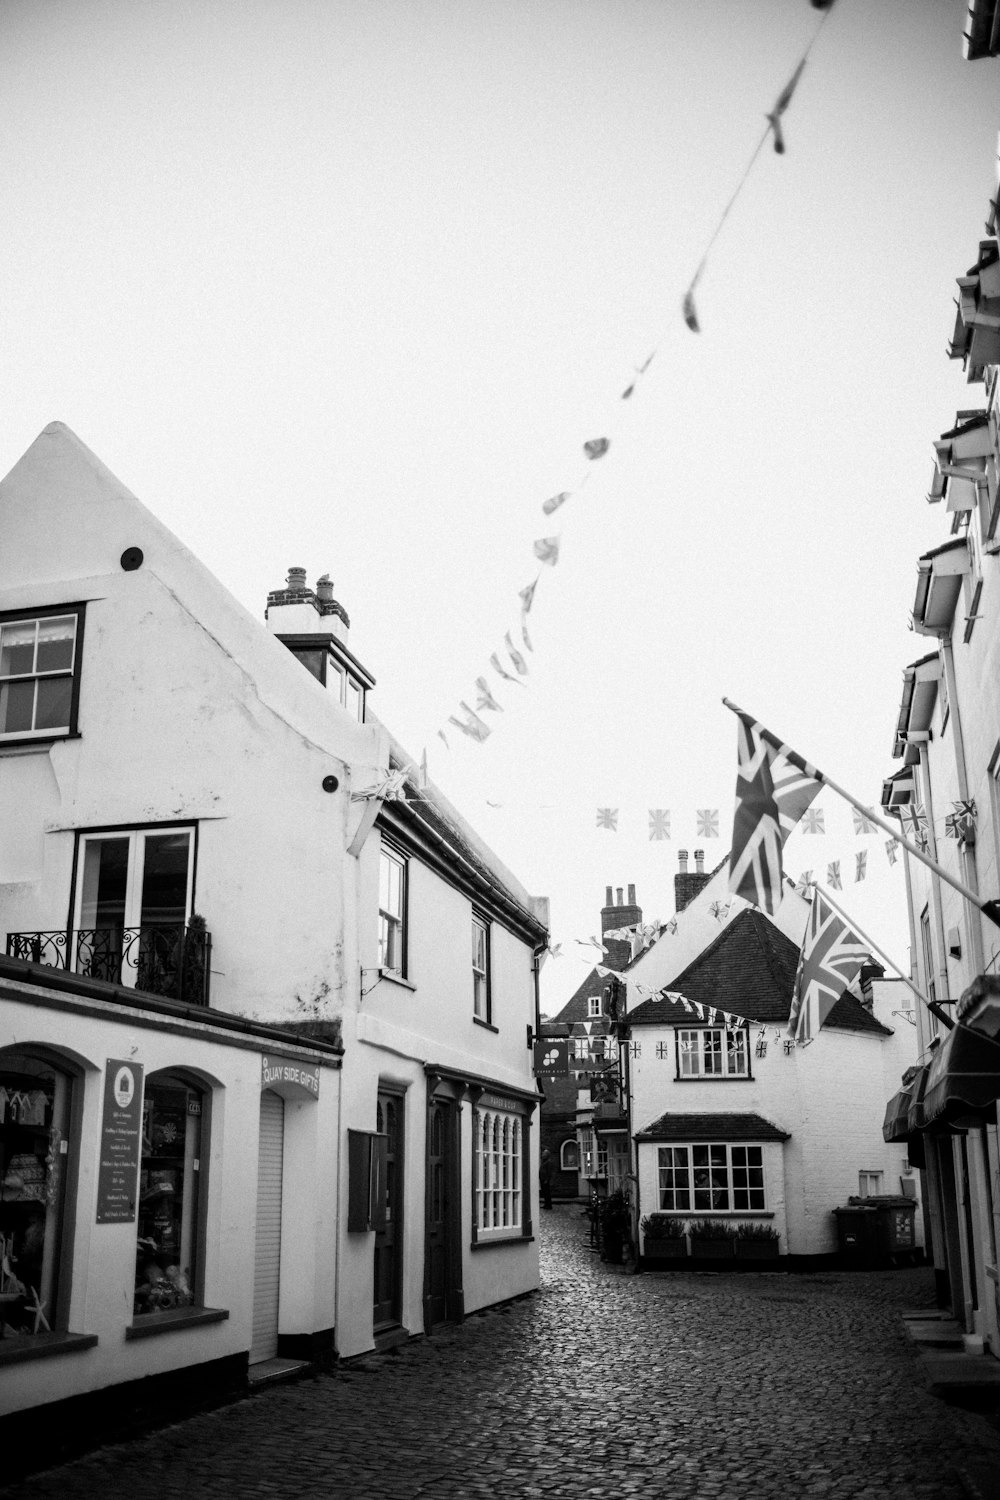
277;634;373;724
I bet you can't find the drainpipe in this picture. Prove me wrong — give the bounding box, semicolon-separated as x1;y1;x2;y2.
917;746;953;1008
940;635;986;975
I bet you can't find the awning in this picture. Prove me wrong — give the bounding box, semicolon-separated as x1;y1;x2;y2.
920;1024;1000;1128
883;1068;925;1142
912;539;970;637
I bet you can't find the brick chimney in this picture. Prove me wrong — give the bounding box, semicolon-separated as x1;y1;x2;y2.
266;566;350;641
675;848;711;914
600;882;642;971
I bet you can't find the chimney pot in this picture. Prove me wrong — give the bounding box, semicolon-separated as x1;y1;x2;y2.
678;850;688;873
616;887;623;905
286;566;307;589
695;850;704;873
605;886;613;906
627;883;635;904
316;573;334;602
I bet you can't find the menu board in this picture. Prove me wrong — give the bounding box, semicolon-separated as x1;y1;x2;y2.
96;1059;144;1223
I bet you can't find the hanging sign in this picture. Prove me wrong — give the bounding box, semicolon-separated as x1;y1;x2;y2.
96;1059;144;1224
533;1039;569;1078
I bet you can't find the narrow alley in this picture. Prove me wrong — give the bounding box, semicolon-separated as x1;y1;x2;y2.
4;1206;1000;1500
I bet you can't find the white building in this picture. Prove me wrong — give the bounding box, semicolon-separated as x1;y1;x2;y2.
880;144;1000;1356
0;423;548;1443
623;858;921;1263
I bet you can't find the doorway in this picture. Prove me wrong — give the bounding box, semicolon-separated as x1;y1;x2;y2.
251;1089;284;1362
373;1088;403;1330
425;1095;461;1329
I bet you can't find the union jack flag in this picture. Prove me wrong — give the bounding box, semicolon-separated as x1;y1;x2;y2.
855;851;867;882
852;811;876;836
648;809;671;841
794;870;813;895
596;808;618;831
788;886;869;1042
899;804;928;850
885;838;898;866
826;861;841;890
801;808;825;834
696;809;719;838
728;710;822;915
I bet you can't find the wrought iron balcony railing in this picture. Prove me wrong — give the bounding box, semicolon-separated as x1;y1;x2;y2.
6;923;211;1006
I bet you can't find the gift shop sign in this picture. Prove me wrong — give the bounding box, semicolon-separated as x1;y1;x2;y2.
261;1055;320;1101
96;1059;144;1224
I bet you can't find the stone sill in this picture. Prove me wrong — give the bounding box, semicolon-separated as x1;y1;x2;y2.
126;1306;229;1340
0;1331;97;1367
470;1235;534;1252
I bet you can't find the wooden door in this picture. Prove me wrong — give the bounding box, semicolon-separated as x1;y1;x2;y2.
373;1090;403;1329
425;1097;460;1328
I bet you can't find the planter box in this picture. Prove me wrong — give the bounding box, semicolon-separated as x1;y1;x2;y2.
734;1239;780;1260
691;1238;735;1259
643;1239;688;1262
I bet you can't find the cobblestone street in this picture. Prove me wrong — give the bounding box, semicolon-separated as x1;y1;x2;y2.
6;1206;1000;1500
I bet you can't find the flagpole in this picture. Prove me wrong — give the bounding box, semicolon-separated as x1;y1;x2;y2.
807;882;953;1030
722;698;1000;931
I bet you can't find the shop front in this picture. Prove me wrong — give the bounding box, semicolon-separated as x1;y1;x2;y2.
0;956;341;1461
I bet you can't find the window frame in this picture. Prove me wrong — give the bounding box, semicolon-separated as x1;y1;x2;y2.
472;912;491;1025
378;843;408;978
472;1097;530;1244
0;1045;81;1349
559;1138;580;1172
858;1170;884;1198
0;603;86;746
657;1142;767;1213
131;1068;211;1329
587;993;602;1019
675;1026;750;1080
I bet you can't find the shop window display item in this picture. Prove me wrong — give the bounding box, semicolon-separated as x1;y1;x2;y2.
0;1053;71;1339
134;1076;201;1315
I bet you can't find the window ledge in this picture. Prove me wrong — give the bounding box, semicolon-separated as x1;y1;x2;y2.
126;1306;229;1340
0;733;80;757
471;1235;534;1251
377;968;417;993
655;1211;774;1220
473;1017;499;1033
674;1075;753;1083
0;1331;98;1367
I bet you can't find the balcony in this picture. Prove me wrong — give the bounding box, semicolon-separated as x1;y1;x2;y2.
6;922;211;1006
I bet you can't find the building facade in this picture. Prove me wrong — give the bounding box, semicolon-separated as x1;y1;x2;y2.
882;142;1000;1357
0;423;548;1441
622;858;921;1264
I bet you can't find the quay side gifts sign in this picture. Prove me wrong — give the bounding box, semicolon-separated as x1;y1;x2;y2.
96;1059;144;1223
261;1055;320;1100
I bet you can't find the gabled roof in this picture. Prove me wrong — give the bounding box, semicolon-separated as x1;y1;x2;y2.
628;907;891;1036
552;967;609;1026
636;1111;790;1143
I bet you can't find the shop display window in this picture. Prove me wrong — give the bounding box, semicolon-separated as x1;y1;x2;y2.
0;1051;72;1341
134;1072;204;1317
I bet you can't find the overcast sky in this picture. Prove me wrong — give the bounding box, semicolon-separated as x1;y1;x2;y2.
3;0;998;1013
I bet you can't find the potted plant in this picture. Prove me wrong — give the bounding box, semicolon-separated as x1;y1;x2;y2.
640;1214;688;1262
688;1217;737;1259
597;1190;631;1264
734;1222;781;1260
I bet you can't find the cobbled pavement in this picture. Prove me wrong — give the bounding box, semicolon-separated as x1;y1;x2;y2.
5;1204;1000;1499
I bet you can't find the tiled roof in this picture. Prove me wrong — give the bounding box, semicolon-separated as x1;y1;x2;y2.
552;968;609;1025
636;1111;790;1143
628;908;891;1035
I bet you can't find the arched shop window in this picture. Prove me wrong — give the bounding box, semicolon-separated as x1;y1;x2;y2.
560;1139;580;1172
134;1071;206;1318
0;1049;74;1340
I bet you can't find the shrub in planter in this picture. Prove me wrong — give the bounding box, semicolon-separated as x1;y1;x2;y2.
734;1221;780;1259
640;1214;688;1260
597;1190;631;1264
689;1218;737;1258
